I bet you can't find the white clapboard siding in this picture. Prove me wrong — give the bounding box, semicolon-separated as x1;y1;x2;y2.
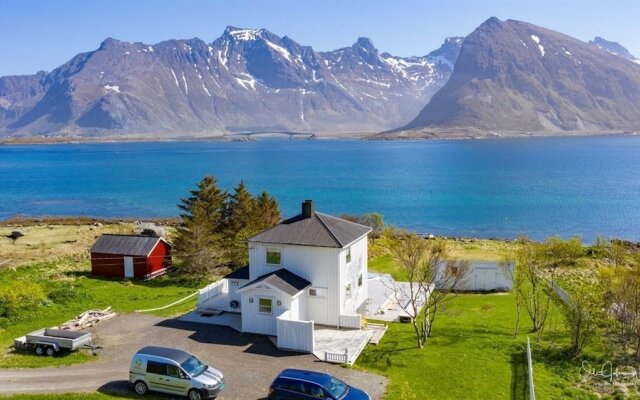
240;288;290;336
249;242;342;326
339;237;368;315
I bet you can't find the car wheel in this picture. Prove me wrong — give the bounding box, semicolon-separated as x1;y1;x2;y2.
45;347;55;356
188;389;203;400
133;381;148;395
35;346;45;356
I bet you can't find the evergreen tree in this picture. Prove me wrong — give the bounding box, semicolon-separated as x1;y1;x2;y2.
173;176;228;277
224;181;258;268
254;191;281;232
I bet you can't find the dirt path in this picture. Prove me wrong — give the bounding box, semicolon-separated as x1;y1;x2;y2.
0;314;387;399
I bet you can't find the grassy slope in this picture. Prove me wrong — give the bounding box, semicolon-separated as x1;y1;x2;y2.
356;293;597;400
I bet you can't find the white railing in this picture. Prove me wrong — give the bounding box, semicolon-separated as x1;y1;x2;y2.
324;349;348;363
276;311;314;353
339;314;362;329
198;280;227;305
527;336;536;400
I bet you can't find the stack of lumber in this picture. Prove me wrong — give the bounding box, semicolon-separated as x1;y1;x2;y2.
60;307;116;331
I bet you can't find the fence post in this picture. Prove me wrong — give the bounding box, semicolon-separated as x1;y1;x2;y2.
526;336;536;400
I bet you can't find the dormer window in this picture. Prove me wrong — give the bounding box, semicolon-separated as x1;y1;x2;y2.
266;248;281;265
346;247;351;264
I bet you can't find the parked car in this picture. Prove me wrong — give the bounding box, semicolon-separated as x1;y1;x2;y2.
268;369;371;400
129;346;224;400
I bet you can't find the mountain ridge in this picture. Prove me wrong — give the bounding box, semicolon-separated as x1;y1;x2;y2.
393;17;640;137
0;27;461;138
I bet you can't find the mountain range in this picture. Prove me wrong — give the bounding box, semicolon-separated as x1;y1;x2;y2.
0;27;461;138
2;18;640;139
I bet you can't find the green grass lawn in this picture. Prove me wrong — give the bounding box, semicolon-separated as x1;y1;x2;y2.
0;259;202;368
356;293;599;400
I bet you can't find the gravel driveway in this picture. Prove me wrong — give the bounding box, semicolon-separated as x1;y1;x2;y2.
0;314;387;399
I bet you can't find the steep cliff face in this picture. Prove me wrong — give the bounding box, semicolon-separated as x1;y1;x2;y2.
402;18;640;134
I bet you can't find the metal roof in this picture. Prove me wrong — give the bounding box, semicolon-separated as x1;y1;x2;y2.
239;268;311;296
224;265;250;280
248;212;371;248
135;346;192;364
90;234;167;257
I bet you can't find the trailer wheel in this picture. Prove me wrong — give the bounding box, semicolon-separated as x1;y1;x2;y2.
133;381;148;395
35;346;45;356
45;346;55;356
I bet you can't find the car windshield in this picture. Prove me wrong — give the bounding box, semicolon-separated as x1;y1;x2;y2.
324;377;348;398
180;356;207;377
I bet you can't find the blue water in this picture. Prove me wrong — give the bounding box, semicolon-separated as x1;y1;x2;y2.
1;136;639;241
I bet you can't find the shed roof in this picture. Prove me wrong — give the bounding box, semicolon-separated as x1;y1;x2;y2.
238;268;311;296
248;212;371;248
90;234;167;257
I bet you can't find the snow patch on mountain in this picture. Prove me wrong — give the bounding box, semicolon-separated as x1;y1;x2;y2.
530;35;545;56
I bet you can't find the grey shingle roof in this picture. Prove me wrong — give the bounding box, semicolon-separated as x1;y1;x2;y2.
239;268;311;296
90;234;166;257
224;265;250;280
248;212;371;248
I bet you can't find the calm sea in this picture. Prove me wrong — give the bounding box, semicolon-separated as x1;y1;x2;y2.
1;136;639;242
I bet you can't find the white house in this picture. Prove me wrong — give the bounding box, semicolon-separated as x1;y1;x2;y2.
197;200;371;353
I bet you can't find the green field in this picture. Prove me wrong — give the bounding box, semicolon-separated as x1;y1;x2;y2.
0;259;201;368
356;293;599;400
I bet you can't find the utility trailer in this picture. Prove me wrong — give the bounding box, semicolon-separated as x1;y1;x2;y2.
14;328;99;356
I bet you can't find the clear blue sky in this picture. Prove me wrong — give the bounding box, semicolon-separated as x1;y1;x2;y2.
1;0;639;76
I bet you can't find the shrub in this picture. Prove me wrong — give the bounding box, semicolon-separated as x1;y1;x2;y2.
0;281;46;319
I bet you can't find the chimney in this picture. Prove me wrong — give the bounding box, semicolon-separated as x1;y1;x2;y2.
302;200;315;218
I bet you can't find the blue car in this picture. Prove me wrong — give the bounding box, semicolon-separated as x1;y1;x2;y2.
268;369;371;400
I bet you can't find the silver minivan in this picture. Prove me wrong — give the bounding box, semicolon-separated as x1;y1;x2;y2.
129;346;224;400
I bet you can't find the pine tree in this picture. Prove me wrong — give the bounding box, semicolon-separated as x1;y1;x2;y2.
255;191;281;232
224;181;258;268
173;176;228;277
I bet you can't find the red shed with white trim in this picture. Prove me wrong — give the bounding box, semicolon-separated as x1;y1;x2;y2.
90;234;171;279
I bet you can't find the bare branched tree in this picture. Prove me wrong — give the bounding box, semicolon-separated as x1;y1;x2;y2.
381;230;470;348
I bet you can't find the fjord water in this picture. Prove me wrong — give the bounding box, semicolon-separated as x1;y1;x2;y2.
1;136;639;241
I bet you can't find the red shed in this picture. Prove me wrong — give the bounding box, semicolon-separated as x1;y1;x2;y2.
90;234;172;279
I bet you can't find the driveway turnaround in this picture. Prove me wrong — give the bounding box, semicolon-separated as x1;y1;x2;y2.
0;313;387;399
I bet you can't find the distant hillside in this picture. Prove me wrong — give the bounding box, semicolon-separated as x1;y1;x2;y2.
397;17;640;135
0;27;461;138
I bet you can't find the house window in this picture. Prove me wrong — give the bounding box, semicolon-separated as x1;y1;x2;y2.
345;283;352;297
231;280;239;287
308;287;327;298
258;298;273;314
266;249;281;265
346;247;351;264
358;273;363;287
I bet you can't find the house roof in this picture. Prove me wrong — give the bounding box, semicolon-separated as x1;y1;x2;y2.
90;234;167;257
239;268;311;296
224;265;250;280
248;212;371;248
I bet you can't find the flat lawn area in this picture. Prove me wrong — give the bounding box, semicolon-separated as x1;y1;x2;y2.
368;238;518;282
0;259;201;368
356;293;598;400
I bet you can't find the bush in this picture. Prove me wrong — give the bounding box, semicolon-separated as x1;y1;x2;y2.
48;283;86;304
0;317;9;329
0;281;46;319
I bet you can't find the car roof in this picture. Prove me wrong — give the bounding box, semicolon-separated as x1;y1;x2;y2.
135;346;192;364
277;369;332;386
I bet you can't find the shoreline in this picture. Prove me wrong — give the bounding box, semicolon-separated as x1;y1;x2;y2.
1;130;638;145
3;216;638;246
